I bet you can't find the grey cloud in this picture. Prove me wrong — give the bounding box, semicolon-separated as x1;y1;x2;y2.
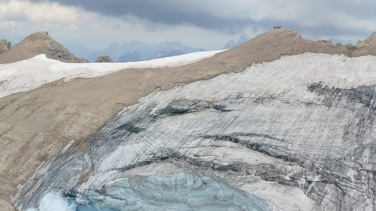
29;0;376;39
29;0;255;33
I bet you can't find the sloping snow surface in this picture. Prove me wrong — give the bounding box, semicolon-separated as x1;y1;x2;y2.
0;50;223;98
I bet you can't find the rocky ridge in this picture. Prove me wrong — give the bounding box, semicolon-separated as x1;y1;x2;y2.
0;31;87;64
357;31;376;48
0;40;11;55
3;28;376;210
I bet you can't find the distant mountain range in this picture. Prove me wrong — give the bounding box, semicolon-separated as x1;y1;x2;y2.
223;32;250;49
64;41;204;62
64;33;251;62
0;31;251;63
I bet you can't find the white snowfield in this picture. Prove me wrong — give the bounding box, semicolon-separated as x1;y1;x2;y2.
125;52;376;113
2;52;376;101
0;50;223;98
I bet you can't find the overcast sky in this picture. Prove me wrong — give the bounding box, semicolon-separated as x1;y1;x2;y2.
1;0;376;50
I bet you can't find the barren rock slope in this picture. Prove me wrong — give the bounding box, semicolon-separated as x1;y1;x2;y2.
0;31;87;63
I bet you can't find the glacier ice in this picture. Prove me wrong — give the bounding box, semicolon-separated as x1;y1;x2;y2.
14;53;376;210
25;192;76;211
27;173;267;211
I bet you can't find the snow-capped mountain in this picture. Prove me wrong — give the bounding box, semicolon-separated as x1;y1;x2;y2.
4;28;376;210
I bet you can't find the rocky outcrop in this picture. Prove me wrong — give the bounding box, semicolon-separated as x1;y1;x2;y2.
348;32;376;57
95;55;114;63
0;40;11;55
357;31;376;48
5;29;376;210
0;31;87;63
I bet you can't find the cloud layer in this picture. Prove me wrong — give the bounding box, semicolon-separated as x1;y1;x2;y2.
0;0;95;22
27;0;376;36
2;0;376;49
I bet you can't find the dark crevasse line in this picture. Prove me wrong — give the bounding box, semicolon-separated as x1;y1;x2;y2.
14;83;376;211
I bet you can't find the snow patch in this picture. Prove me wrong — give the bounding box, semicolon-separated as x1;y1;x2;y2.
136;53;376;113
0;50;223;98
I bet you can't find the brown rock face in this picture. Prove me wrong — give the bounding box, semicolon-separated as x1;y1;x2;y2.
95;55;114;63
357;31;376;48
350;31;376;57
0;199;15;211
0;31;87;63
2;28;376;209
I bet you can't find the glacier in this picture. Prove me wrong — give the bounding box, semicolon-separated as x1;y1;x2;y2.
13;52;376;210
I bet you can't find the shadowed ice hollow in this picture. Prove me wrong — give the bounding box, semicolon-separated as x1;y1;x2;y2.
29;173;267;211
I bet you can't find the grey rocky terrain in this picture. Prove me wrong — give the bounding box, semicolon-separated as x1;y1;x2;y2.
0;40;11;55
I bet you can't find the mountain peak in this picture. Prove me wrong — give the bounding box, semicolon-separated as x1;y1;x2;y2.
356;31;376;48
237;32;250;44
0;31;87;63
24;31;50;41
267;28;302;39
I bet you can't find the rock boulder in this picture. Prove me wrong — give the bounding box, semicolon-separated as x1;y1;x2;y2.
95;55;114;63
